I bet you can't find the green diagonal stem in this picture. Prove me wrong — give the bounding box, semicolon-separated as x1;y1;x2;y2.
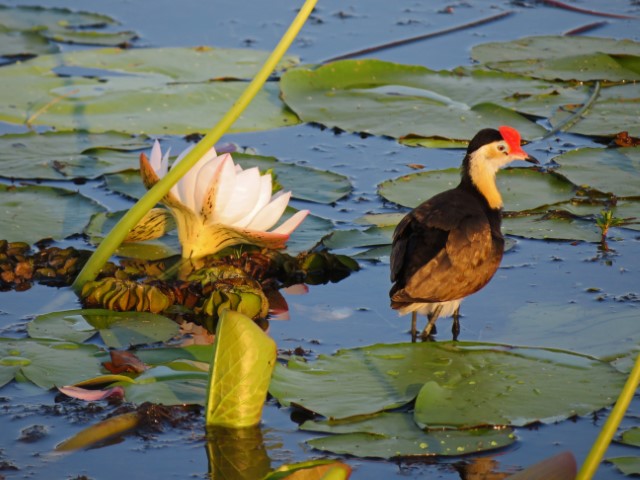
72;0;318;292
577;352;640;480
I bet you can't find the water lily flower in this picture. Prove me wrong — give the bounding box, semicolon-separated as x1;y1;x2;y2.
139;141;309;259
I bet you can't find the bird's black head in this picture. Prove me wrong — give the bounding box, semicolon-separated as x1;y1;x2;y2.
466;128;504;155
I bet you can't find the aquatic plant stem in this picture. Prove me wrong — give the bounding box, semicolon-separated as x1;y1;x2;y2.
71;0;317;292
577;352;640;480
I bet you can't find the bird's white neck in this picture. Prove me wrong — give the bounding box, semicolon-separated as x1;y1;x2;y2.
468;150;503;210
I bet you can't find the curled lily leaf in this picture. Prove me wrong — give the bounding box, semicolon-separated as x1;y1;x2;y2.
139;142;309;259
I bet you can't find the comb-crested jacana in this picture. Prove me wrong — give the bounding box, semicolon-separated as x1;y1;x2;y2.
389;126;538;341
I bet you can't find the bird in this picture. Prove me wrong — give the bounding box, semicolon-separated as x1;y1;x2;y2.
389;126;538;341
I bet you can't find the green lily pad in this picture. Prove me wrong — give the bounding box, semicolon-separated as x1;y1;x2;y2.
28;309;180;348
503;211;601;242
493;302;640;360
302;412;516;458
0;5;137;47
553;147;640;197
378;167;575;212
269;342;623;426
0;131;149;180
0;184;106;244
0;47;299;134
233;153;352;204
412;345;620;428
0;337;103;389
620;427;640;448
550;84;640;137
0;25;57;58
321;226;395;251
472;36;640;82
607;457;640;476
280;59;553;144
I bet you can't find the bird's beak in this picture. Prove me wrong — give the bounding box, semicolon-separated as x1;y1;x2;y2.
511;145;539;164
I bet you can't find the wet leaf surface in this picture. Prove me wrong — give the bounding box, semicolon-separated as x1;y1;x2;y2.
270;342;623;425
302;412;516;458
0;184;106;244
0;338;103;389
0;47;300;134
279;59;551;143
0;131;149;179
472;36;640;82
28;309;179;348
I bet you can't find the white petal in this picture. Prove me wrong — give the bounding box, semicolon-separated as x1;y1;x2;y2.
174;146;217;213
194;154;226;215
245;191;291;231
216;167;263;226
211;154;236;219
150;140;163;175
232;174;273;228
272;209;309;234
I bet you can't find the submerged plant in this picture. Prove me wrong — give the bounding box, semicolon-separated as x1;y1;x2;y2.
138;142;309;260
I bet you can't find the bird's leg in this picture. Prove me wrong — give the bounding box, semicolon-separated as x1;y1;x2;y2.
452;306;461;341
411;312;417;342
421;305;443;340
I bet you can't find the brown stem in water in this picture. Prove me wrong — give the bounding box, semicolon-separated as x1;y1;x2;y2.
563;21;609;36
540;0;636;19
322;11;514;63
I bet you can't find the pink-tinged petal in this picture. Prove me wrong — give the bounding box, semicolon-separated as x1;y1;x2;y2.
218;167;263;226
272;209;309;234
58;385;125;402
283;283;309;295
245;191;291;231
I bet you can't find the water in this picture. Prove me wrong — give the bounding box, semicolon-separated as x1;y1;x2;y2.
1;0;640;478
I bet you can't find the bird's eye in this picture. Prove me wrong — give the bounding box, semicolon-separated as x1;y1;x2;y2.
497;143;506;152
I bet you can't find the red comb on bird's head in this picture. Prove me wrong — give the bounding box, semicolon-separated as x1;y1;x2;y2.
498;125;527;157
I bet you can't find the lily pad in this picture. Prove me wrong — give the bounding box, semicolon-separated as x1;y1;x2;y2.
550;84;640;138
0;337;103;389
0;184;106;244
0;47;300;134
280;59;552;144
607;457;640;476
302;412;516;458
619;427;640;448
553;147;640;197
269;342;623;426
28;309;179;348
378;167;575;212
502;211;600;242
472;36;640;82
233;153;352;204
0;131;149;180
122;366;208;406
0;5;137;47
0;25;57;58
493;302;640;360
321;226;395;251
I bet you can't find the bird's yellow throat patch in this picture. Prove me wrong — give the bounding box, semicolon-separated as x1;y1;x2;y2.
468;150;503;210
